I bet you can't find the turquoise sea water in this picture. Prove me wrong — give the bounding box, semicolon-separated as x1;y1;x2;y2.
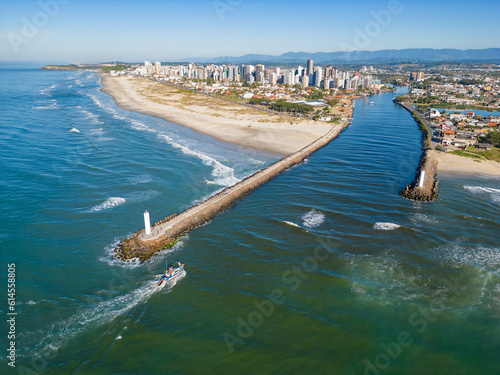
1;65;499;374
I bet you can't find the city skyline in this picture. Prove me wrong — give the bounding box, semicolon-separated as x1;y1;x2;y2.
1;0;499;63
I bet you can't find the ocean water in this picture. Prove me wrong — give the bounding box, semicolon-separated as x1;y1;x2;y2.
1;65;499;374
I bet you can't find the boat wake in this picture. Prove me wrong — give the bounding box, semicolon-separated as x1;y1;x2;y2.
18;274;184;359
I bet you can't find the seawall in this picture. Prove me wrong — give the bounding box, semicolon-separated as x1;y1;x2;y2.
396;101;439;201
114;122;349;262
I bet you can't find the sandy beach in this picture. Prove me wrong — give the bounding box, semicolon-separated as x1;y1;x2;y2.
101;75;337;155
430;150;500;176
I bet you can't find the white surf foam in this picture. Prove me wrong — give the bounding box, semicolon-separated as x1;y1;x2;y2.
40;84;56;95
81;109;104;125
373;222;401;230
88;93;105;109
412;213;437;224
302;210;325;228
35;99;58;110
90;197;126;212
437;244;500;270
464;186;500;204
158;134;239;187
127;190;160;203
99;236;184;268
128;175;153;184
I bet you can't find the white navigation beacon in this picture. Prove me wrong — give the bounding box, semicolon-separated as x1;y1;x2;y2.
144;210;151;235
419;170;425;188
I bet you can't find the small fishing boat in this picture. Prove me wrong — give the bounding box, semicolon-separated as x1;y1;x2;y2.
157;262;184;286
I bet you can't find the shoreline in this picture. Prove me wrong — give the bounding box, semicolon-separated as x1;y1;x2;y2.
429;150;500;177
397;101;500;180
100;75;340;155
116;123;348;262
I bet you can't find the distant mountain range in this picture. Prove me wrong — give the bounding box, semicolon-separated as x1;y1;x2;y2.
179;48;500;64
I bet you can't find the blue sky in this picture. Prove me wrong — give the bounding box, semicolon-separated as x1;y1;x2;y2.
0;0;499;63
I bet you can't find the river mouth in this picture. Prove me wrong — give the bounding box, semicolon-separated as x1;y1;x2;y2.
2;69;499;374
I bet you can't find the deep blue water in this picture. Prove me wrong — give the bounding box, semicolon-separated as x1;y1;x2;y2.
1;66;499;374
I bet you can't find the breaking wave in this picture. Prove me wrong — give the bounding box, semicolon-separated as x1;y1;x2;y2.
90;197;126;212
283;221;301;228
158;134;239;187
35;99;58;110
373;222;401;230
464;186;500;204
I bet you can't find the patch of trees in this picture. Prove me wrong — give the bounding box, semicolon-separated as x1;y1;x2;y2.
486;129;500;147
268;100;314;114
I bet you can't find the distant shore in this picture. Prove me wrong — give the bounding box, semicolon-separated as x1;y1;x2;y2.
100;75;339;155
430;150;500;176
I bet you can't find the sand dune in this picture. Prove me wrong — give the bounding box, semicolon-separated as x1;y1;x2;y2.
101;75;336;155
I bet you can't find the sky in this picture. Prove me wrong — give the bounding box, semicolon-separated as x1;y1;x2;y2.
0;0;499;63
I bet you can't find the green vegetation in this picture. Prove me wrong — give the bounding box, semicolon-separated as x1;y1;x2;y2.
101;64;128;72
410;110;431;148
160;239;178;251
326;98;339;107
452;146;500;162
451;150;482;159
248;97;267;105
247;98;313;114
308;89;324;100
41;64;78;70
486;129;500;147
269;99;314;114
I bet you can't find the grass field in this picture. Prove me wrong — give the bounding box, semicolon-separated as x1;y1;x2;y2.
452;145;500;162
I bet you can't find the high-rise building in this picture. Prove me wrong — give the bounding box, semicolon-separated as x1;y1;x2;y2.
410;72;425;82
270;72;278;85
306;59;314;76
301;75;309;87
314;67;322;87
243;65;255;81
